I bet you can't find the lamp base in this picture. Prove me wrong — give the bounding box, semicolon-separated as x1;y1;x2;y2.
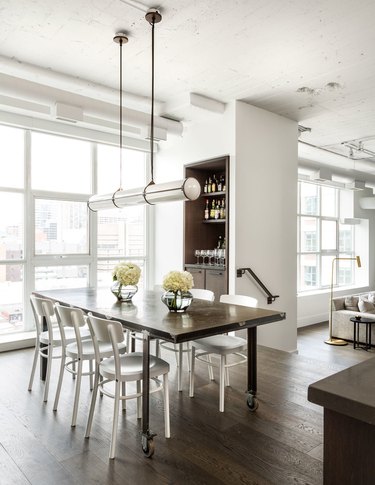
324;338;348;346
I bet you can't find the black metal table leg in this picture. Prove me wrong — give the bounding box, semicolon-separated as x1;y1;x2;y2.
246;326;258;411
141;330;155;457
40;315;47;380
369;324;372;350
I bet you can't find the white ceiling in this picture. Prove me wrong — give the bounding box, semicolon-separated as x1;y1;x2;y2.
1;0;375;176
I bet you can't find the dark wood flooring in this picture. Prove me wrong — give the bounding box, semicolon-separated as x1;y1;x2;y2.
0;322;373;485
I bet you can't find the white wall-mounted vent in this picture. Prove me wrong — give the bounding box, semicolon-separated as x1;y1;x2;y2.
54;102;83;123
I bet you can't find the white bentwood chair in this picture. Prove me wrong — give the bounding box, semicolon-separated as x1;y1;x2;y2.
28;295;90;403
159;288;215;391
53;303;127;427
85;313;170;460
189;294;258;412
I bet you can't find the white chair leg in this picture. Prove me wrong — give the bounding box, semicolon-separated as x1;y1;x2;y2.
53;354;66;411
121;381;126;412
189;346;195;397
219;355;225;412
186;342;191;372
178;343;183;392
89;359;94;391
163;373;170;438
109;381;121;460
28;343;39;391
43;345;52;403
136;380;142;419
85;367;99;438
174;344;179;366
155;339;160;357
71;359;82;427
207;354;214;381
224;355;230;387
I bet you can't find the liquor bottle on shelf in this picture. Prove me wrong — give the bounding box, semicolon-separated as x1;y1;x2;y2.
211;174;216;193
204;199;209;220
222;237;226;249
217;235;223;249
210;199;216;219
217;176;222;192
215;200;220;219
207;177;212;193
203;179;208;193
221;174;226;192
220;198;225;219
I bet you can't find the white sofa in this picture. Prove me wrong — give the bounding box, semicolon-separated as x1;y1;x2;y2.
332;291;375;345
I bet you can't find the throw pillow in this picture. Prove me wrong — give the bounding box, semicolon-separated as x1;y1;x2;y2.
368;293;375;304
344;296;359;311
358;299;375;314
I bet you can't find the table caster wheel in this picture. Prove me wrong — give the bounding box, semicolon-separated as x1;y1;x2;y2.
247;394;259;412
142;438;155;457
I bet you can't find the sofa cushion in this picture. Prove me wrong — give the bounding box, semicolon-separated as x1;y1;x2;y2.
344;296;359;311
368;293;375;304
358;299;375;314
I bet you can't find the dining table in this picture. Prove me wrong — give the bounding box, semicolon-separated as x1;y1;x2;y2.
33;287;286;456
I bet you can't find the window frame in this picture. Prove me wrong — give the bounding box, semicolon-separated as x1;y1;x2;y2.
0;125;150;339
297;180;356;293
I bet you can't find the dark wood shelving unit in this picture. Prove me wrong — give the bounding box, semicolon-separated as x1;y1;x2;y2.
203;219;226;224
184;155;229;300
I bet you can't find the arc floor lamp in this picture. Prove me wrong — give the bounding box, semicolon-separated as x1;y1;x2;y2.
325;255;362;346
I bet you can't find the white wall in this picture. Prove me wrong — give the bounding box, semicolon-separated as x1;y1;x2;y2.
234;102;298;352
154;101;298;353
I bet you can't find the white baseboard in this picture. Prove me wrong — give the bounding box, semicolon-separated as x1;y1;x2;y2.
297;313;328;328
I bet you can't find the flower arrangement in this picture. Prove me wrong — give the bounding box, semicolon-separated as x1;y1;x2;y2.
112;262;141;286
162;270;194;293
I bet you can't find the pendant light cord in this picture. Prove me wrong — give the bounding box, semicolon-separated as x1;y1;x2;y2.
119;37;124;190
150;14;155;184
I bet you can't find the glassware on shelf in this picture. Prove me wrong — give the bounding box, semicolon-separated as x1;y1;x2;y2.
217;249;225;266
194;249;201;264
206;249;214;265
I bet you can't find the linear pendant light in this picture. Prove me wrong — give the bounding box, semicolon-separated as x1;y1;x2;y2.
88;9;200;212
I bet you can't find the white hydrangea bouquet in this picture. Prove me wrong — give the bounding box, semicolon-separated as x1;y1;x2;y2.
111;262;141;301
161;270;194;312
112;262;141;286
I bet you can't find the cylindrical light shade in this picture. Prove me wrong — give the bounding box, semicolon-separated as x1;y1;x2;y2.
88;177;201;211
144;177;201;204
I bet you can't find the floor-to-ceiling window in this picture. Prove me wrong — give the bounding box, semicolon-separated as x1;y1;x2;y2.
297;180;357;293
0;125;148;338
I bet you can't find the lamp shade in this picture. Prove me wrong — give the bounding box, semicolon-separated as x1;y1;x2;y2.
88;177;201;211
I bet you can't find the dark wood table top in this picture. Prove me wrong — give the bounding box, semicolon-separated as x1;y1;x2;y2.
33;287;286;343
308;357;375;425
350;316;375;324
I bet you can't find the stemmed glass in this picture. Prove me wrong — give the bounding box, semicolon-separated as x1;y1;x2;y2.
207;249;214;265
201;250;207;265
194;249;201;264
213;248;219;266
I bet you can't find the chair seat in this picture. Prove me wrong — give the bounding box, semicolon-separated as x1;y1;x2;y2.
191;334;247;355
39;327;90;345
66;339;126;359
100;352;169;381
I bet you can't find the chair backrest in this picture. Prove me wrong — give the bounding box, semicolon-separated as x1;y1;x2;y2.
30;295;55;338
86;313;125;376
190;288;215;302
220;294;258;307
54;303;86;350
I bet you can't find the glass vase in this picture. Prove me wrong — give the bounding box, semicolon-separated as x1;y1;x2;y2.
161;290;193;312
111;281;138;302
